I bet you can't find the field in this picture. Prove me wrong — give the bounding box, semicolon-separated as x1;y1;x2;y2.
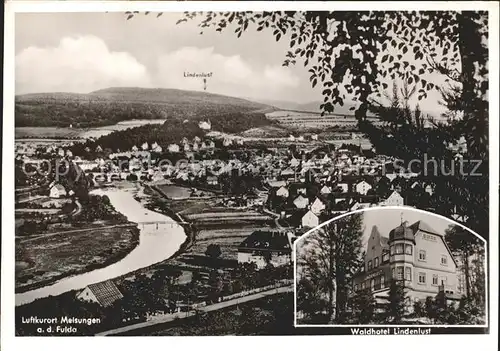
15;224;139;292
265;110;382;130
15;127;84;139
155;184;216;200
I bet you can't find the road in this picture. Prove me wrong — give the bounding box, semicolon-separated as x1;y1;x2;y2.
96;284;293;336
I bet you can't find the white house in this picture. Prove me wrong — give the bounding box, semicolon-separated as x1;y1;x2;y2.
49;184;67;198
290;157;300;168
311;134;318;141
168;144;180;153
199;120;211;130
276;186;289;198
293;195;309;209
268;180;287;188
289;135;296;142
302;210;319;228
320;185;332;195
424;184;434;196
207;176;218;185
223;138;233;147
310;197;326;215
280;168;295;177
76;281;124;307
382;191;404;206
355;180;372;195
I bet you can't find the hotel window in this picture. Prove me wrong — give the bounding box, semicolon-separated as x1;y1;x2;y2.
441;255;448;265
418;272;426;284
390;246;395;255
354;284;359;292
440;276;447;286
405;244;413;255
361;282;365;290
374;257;379;268
395;244;404;254
370;279;375;291
432;275;438;285
419;250;426;261
392;268;396;279
382;252;390;262
367;260;373;270
405;267;412;281
381;275;385;288
397;267;404;281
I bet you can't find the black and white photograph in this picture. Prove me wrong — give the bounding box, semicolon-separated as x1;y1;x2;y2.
294;207;487;328
1;2;497;346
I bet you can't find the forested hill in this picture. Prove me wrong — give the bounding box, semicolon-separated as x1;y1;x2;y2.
15;87;275;128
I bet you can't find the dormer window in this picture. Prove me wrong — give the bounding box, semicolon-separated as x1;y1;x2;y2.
382;252;390;262
367;260;373;270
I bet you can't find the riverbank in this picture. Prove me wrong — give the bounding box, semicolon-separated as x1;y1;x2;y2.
15;224;140;294
15;185;187;306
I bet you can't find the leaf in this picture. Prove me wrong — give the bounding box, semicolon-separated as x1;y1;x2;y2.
157;12;163;18
403;46;408;54
127;15;134;20
276;33;281;41
419;68;425;75
312;79;317;88
381;55;389;63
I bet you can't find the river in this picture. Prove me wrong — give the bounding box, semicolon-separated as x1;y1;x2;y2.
15;186;187;306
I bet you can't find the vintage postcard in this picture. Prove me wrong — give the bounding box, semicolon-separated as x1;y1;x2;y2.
2;1;499;351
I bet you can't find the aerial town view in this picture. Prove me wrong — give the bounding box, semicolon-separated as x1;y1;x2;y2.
12;9;489;336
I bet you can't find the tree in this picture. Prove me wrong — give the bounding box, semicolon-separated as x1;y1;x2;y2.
413;299;424;318
384;281;407;323
445;224;484;302
349;288;377;324
205;244;222;268
296;213;363;322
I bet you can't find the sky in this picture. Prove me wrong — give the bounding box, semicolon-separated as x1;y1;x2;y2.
15;12;447;111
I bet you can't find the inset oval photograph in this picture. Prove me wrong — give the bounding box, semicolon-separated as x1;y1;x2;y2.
294;207;487;327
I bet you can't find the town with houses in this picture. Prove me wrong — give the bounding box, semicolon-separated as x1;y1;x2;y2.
13;115;480;335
